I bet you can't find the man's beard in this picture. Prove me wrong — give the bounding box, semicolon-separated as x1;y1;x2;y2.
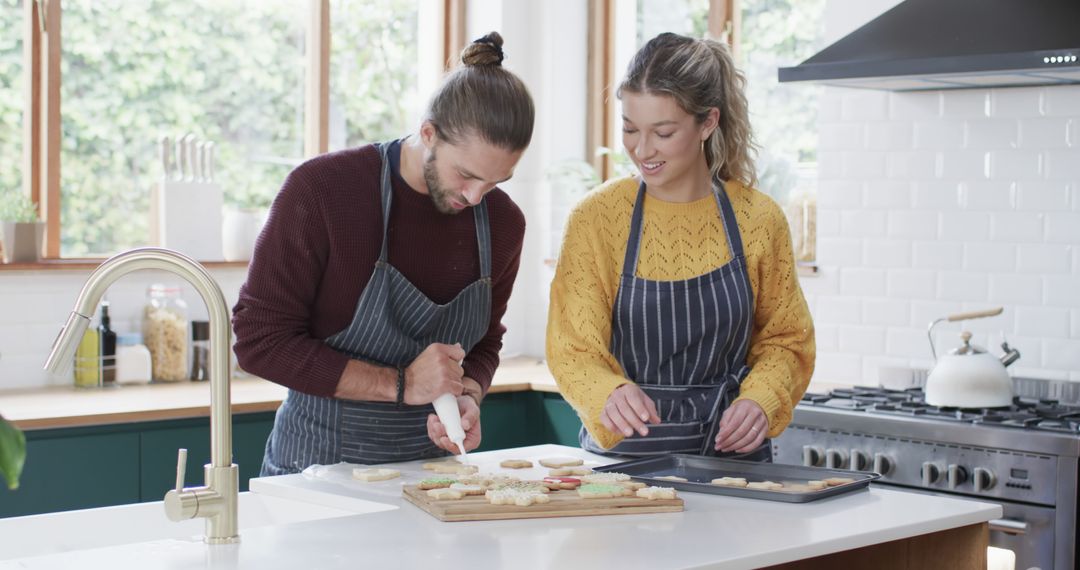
423;147;466;215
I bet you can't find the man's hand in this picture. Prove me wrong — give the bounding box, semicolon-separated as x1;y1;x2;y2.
427;395;481;454
404;343;466;405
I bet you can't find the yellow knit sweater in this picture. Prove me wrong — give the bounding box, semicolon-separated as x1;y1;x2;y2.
546;176;815;450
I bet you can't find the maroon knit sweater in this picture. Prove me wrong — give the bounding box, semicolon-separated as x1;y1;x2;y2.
232;142;525;398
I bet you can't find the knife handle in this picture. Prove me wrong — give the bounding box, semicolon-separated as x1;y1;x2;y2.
159;136;172;182
193;141;205;183
174;135;185;181
203;142;215;182
182;133;196;182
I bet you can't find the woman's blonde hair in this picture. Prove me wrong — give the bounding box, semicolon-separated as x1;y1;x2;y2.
618;33;756;187
424;32;535;151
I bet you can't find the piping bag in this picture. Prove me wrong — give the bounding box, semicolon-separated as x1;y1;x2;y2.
433;393;468;463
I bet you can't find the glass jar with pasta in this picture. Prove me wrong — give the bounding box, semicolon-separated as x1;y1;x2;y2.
142;284;190;382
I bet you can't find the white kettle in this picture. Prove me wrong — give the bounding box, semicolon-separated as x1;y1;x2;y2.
924;308;1020;408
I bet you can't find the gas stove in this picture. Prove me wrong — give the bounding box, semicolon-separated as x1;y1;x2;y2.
772;380;1080;570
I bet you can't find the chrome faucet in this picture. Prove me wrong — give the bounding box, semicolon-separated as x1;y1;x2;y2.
44;247;239;544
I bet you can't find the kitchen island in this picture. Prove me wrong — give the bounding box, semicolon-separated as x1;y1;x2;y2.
0;444;999;569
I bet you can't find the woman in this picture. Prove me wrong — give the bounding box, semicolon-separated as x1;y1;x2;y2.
234;33;534;474
547;32;814;460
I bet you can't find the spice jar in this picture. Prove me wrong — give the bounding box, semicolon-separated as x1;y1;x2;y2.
190;320;210;382
143;284;190;382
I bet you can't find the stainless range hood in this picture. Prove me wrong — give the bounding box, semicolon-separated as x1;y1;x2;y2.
778;0;1080;91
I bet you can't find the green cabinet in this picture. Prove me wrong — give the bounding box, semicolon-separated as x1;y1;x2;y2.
476;391;583;451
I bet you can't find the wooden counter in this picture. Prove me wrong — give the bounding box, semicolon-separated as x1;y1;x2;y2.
0;356;559;430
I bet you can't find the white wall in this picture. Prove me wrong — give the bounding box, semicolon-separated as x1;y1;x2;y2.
804;0;1080;384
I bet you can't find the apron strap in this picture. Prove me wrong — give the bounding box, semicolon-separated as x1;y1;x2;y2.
376;142;394;263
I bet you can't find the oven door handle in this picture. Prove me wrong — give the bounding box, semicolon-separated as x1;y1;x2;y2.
988;518;1028;535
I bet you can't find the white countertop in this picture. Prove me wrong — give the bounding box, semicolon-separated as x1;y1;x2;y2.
0;445;1001;570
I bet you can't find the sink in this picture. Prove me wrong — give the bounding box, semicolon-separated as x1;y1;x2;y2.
0;491;391;561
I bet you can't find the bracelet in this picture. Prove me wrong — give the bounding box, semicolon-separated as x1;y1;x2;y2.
395;366;406;409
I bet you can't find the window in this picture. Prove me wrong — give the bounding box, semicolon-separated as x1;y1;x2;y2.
0;0;21;203
741;0;825;265
329;0;421;150
59;0;307;257
7;0;446;261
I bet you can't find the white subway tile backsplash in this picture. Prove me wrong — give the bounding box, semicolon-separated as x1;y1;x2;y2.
815;324;839;351
964;119;1017;149
817;180;863;208
912;241;964;269
862;299;910;326
842;90;891;121
840;210;886;237
1045;149;1080;180
959;181;1014;211
913;181;962;210
964;242;1015;272
819;89;843;122
839;326;886;354
863;356;911;387
988;150;1043;180
1042;339;1080;372
1019;118;1071;148
863;240;912;268
886;327;934;359
886;269;938;299
1043;85;1080;116
813;352;862;384
839;268;886;296
887;210;939;239
815;296;862;325
889;91;942;121
1017;244;1072;274
819;123;865;150
989;88;1044;118
817;150;844;179
818;238;864;266
939;151;987;180
913;121;964;150
864;180;913;209
1045;213;1080;243
990;212;1044;242
1016;181;1070;211
911;301;961;330
942;90;989;118
865;122;913;151
886;151;940;179
937;271;989;302
989;274;1043;305
799;268;839;297
1044;275;1080;307
939;211;991;241
1016;306;1070;337
842;151;887;179
817;209;841;238
1072;310;1080;338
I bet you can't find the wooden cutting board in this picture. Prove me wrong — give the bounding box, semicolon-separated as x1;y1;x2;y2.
402;485;683;522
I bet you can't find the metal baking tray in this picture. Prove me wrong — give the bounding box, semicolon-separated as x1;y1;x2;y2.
592;454;880;503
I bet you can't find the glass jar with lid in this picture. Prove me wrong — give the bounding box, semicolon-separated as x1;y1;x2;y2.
142;284;190;382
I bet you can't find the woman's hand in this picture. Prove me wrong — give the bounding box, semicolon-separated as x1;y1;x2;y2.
426;395;481;454
601;384;661;438
714;399;767;453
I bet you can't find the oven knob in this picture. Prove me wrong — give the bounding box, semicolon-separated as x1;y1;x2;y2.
849;449;870;471
947;464;968;489
973;467;996;493
872;453;894;476
802;445;824;467
825;449;848;469
920;462;942;486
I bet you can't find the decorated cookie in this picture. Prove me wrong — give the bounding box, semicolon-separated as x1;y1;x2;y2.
711;477;748;487
619;480;647;491
548;467;593;477
351;468;401;482
449;483;485;496
426;488;465;500
582;472;631;484
577;483;633;499
636;486;678;500
539;457;584;468
542;476;582;490
499;459;533;469
418;477;457;490
486;488;551;506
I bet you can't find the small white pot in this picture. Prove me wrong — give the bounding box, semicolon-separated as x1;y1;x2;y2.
221;209;266;262
0;221;45;263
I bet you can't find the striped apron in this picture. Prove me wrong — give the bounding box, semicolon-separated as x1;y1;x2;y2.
581;180;771;461
260;141;493;475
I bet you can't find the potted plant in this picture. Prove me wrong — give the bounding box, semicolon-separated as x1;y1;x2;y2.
0;192;45;263
0;415;26;490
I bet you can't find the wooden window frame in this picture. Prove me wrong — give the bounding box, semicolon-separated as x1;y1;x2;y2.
587;0;737;180
14;0;457;267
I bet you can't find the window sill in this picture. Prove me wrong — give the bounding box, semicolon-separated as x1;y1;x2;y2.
0;259;250;272
797;263;820;277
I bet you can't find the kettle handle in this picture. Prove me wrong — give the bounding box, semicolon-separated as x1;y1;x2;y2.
928;307;1004;360
945;308;1003;322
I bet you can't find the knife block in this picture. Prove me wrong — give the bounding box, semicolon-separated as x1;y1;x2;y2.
149;180;224;261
